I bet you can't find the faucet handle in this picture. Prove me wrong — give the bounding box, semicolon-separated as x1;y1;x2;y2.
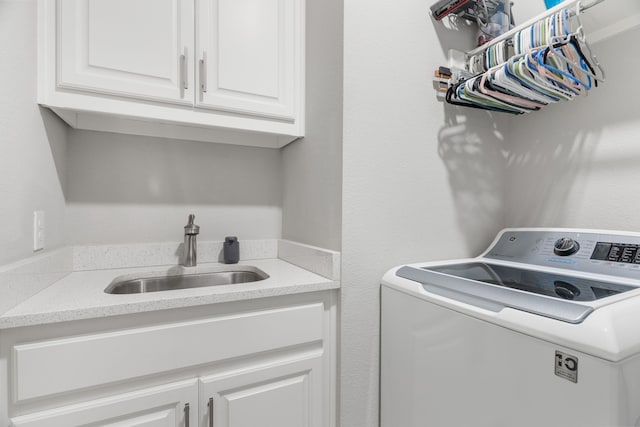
184;214;200;235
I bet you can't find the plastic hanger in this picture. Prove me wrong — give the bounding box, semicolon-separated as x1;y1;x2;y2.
548;29;605;83
538;13;602;90
456;77;525;113
446;81;522;114
524;49;578;98
450;4;604;113
536;47;591;91
557;3;606;82
495;62;555;104
480;71;544;110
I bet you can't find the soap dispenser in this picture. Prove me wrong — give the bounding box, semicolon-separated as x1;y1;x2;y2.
223;236;239;264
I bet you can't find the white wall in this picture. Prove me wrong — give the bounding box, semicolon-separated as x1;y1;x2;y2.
0;0;68;265
511;1;545;25
66;0;350;249
341;0;508;425
281;0;343;252
65;130;282;245
1;0;342;260
506;22;640;231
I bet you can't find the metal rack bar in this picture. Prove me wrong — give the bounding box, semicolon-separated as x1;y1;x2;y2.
579;0;605;12
465;0;606;59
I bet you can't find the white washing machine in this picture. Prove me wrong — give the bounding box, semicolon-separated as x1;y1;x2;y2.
381;228;640;427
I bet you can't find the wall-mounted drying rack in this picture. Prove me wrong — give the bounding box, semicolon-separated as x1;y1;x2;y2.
434;0;607;114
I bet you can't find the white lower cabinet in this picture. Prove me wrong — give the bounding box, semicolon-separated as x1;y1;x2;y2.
11;379;198;427
10;357;323;427
200;356;322;427
2;293;336;427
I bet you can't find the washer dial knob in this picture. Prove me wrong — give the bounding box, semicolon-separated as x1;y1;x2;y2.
553;237;580;256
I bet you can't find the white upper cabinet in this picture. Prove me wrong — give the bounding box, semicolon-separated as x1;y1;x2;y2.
196;0;299;120
58;0;195;105
38;0;305;148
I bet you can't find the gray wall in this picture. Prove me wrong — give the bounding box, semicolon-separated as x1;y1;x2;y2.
505;23;640;231
0;0;68;265
1;0;342;261
1;0;343;264
67;0;347;248
281;0;343;251
0;0;281;263
341;0;508;425
66;130;282;245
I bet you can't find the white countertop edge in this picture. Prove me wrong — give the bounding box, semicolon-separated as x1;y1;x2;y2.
0;259;339;330
0;280;339;330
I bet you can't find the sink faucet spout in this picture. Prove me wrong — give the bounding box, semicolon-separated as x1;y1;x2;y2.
183;214;200;267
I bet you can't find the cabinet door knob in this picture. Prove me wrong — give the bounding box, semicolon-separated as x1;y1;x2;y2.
208;397;214;427
184;402;190;427
200;52;208;93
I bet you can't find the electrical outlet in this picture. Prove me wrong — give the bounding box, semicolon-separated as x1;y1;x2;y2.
33;211;45;251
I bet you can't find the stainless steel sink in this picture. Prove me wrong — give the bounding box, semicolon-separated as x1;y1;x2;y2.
105;268;269;294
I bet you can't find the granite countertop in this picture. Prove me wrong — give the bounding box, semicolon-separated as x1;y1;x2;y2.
0;259;338;330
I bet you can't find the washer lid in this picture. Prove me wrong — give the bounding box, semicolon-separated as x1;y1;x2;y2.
427;262;635;302
395;263;632;323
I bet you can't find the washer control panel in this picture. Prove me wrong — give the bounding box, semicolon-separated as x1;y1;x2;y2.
591;242;640;264
485;229;640;279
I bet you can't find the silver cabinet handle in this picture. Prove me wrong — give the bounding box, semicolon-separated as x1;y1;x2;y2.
180;48;188;90
184;402;190;427
199;52;208;93
208;397;214;427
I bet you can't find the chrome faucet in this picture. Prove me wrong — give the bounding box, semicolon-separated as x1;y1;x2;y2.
183;214;200;267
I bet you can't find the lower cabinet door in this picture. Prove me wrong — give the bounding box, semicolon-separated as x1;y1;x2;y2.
11;379;198;427
199;356;323;427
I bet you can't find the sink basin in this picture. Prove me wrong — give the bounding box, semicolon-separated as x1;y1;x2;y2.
105;268;269;294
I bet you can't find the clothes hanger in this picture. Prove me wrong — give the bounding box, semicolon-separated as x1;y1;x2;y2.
544;40;594;89
446;81;523;114
547;30;605;84
482;59;551;106
449;5;604;113
453;76;526;114
462;77;527;113
470;72;538;112
554;3;605;82
486;49;565;104
509;58;563;102
569;33;603;85
536;47;591;91
536;11;600;91
523;49;579;98
479;71;544;110
493;63;555;104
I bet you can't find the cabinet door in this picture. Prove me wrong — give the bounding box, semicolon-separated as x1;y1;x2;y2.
11;379;198;427
196;0;302;120
57;0;195;105
199;356;323;427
